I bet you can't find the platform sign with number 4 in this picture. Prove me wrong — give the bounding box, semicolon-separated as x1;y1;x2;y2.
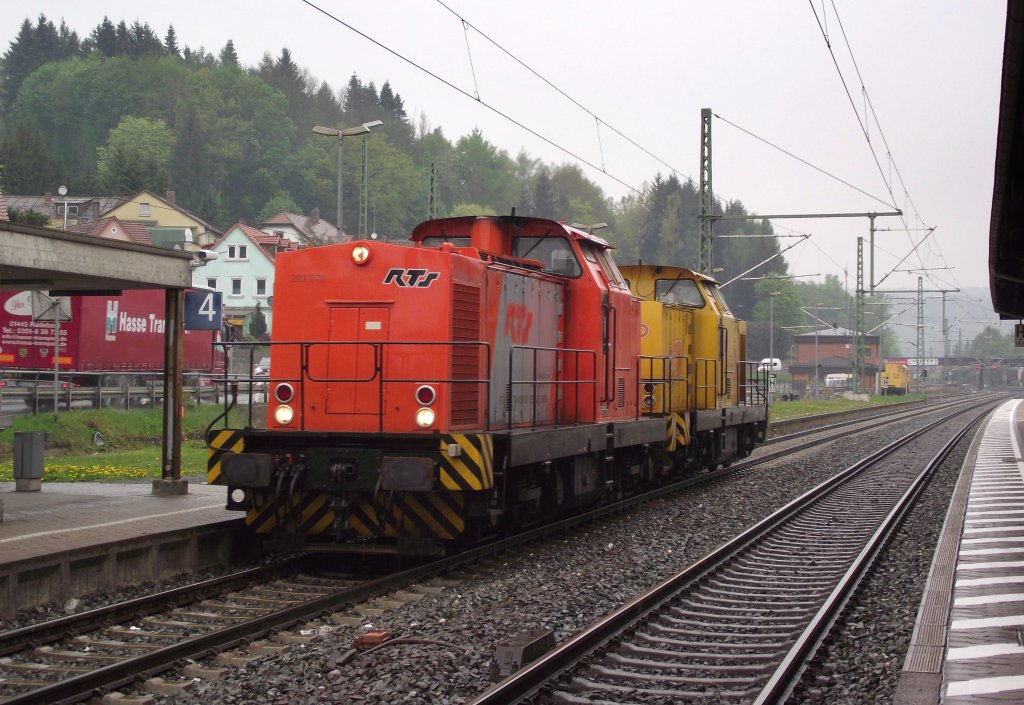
184;291;223;330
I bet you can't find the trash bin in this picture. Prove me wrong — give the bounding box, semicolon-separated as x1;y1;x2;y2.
13;431;48;491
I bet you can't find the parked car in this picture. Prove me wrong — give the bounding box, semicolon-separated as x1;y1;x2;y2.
758;357;782;372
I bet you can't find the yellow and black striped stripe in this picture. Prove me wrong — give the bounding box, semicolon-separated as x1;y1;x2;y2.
246;491;334;535
439;434;494;490
206;430;245;485
350;491;466;540
666;413;689;452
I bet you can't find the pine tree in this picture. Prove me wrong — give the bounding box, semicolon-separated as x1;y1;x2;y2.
219;39;239;68
163;25;180;58
86;17;118;56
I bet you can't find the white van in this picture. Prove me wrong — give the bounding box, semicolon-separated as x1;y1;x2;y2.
759;358;782;372
825;373;853;389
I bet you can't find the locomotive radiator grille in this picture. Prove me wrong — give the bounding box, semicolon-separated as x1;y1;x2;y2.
451;283;482;425
439;433;494;490
206;429;245;485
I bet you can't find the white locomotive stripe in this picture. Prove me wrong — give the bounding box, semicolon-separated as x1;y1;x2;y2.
962;536;1024;544
947;642;1024;660
954;592;1024;607
950;613;1024;630
965;517;1024;524
967;509;1024;516
946;674;1024;697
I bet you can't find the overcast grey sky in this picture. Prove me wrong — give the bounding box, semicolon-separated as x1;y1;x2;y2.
5;1;1007;303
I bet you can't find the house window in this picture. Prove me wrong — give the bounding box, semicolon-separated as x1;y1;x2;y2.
206;278;217;289
56;204;79;216
139;202;150;217
230;278;242;296
256;278;267;297
227;245;248;260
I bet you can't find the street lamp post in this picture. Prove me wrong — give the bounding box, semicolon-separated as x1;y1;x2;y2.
311;120;383;241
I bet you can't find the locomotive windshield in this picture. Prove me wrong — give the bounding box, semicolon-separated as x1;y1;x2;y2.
513;236;581;277
704;282;734;315
421;237;470;248
656;278;704;307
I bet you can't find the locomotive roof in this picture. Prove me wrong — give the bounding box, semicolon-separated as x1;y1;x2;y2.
410;215;614;249
620;263;721;286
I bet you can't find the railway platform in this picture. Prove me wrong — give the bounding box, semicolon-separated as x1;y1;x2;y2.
897;397;1024;703
0;478;245;618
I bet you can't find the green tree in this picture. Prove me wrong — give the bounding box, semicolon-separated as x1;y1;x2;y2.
0;119;61;192
96;115;176;193
7;207;49;226
453;130;519;213
163;25;180;58
219;40;239;68
1;15;80;111
257;190;302;225
84;17;118;57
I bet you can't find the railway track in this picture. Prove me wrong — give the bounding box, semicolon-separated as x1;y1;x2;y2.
466;401;993;705
0;395;994;704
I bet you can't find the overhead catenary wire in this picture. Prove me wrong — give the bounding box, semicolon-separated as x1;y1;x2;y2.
807;0;943;290
298;0;643;195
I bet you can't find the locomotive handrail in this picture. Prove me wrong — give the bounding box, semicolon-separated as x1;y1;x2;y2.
694;357;718;409
637;354;689;418
508;345;597;430
213;339;494;432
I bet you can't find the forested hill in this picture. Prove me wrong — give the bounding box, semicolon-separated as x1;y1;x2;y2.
0;14;797;343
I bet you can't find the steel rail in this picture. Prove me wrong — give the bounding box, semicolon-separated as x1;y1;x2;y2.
464;400;995;705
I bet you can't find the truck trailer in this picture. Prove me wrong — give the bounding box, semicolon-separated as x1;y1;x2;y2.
0;289;222;409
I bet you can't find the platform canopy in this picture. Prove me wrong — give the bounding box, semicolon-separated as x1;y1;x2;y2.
1;221;193;292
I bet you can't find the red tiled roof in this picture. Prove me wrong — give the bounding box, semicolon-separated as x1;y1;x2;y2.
67;216;153;245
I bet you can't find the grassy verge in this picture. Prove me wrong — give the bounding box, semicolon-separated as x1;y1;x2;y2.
0;404;251;482
769;393;924;422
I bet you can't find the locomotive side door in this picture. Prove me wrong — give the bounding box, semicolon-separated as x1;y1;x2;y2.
326;306;389;414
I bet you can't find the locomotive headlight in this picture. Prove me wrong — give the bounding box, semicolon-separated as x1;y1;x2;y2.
274;405;295;425
415;407;436;428
351;245;371;265
643;395;655;408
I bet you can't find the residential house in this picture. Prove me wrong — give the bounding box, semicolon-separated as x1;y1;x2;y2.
260;208;338;245
68;216;153;245
103;190;221;250
4;193;126;229
196;221;298;338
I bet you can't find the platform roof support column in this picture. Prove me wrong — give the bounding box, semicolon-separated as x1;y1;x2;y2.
155;287;186;496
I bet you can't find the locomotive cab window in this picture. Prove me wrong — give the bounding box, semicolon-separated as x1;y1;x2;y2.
704;283;734;316
421;236;471;248
656;278;704;307
514;236;581;278
581;243;627;289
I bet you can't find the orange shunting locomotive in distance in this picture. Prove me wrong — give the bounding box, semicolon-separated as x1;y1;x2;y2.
207;215;767;554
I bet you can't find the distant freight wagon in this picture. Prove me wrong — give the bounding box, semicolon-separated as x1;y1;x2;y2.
0;289;223;409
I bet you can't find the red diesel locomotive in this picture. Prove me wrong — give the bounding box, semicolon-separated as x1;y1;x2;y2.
207;215;767;554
